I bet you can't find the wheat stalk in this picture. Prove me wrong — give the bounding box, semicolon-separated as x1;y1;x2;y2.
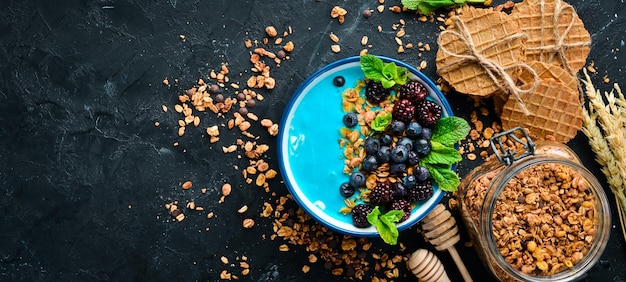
581;106;626;211
581;70;626;241
582;70;626;181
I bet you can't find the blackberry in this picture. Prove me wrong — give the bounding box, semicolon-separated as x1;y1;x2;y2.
392;99;415;123
415;100;442;126
369;182;394;205
407;180;433;202
351;204;373;228
399;81;428;105
390;199;412;222
365;81;389;104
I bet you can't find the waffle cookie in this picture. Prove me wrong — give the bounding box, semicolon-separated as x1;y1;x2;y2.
500;78;583;142
517;61;578;92
511;0;591;74
494;60;579;115
436;6;526;97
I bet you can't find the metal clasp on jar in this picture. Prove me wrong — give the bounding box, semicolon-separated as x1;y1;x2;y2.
490;127;536;166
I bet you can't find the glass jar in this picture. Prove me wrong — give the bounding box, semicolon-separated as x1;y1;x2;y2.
457;127;611;282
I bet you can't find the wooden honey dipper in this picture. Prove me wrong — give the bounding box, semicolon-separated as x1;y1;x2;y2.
408;249;451;282
420;203;473;282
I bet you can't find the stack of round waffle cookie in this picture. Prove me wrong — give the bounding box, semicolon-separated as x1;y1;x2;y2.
436;0;591;142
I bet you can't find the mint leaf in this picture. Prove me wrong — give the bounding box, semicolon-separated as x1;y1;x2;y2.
402;0;487;14
419;117;467;192
359;54;408;89
381;63;398;88
367;206;382;226
382;62;397;81
402;0;455;13
431;116;470;146
381;78;396;89
367;206;403;245
423;163;460;192
395;66;408;85
360;54;384;81
381;210;404;225
371;112;392;132
417;2;439;14
421;140;462;165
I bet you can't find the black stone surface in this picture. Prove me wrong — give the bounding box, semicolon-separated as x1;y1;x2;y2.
1;0;625;281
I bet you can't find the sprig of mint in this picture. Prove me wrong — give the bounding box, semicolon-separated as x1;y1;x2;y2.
371;112;392;132
423;162;460;193
432;116;472;146
420;141;462;165
401;0;490;15
367;206;404;245
419;116;470;192
360;54;408;89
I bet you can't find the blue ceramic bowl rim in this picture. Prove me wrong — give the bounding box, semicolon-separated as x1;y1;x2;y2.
277;55;453;237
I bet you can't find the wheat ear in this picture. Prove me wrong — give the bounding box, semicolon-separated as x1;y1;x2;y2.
581;106;626;212
614;83;626;121
581;69;626;215
582;70;626;181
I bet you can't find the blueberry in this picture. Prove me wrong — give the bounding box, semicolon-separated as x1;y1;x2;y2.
406;150;420;166
340;182;356;197
349;171;366;188
343;112;358;128
415;166;430;182
389;120;406;136
333;76;345;87
390;145;409;163
392;182;408;198
364;137;381;155
414;138;432;156
389;163;407;174
361;155;379;171
397;137;413;151
403;174;417;189
421;127;432;140
377;146;391;163
405;121;423;138
380;133;393;146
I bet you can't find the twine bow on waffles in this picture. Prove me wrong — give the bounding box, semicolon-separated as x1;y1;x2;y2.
436;6;538;115
436;0;591;143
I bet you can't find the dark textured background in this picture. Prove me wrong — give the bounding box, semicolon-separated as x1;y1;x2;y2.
1;0;625;281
